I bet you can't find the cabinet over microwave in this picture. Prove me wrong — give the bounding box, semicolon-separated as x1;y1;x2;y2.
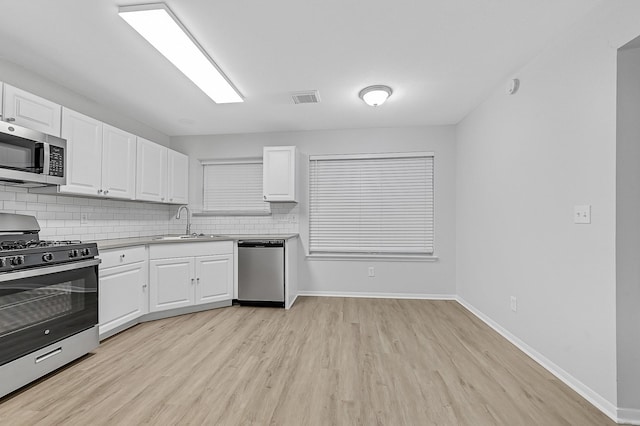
0;120;65;186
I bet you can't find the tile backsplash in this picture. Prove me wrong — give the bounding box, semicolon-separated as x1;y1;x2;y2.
169;203;299;236
0;185;299;241
0;185;172;240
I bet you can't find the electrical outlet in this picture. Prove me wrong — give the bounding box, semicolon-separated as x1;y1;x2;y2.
574;205;591;224
80;213;89;225
510;296;517;312
368;267;375;277
289;214;297;223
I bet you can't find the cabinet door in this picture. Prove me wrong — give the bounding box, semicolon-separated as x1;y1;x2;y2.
102;124;136;199
60;108;103;196
136;137;168;202
3;84;62;136
167;149;189;204
194;254;233;305
263;146;296;202
149;257;194;312
99;261;148;337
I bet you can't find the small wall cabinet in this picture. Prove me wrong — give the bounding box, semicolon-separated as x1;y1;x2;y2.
98;246;149;339
136;137;168;202
148;242;234;313
101;124;137;199
263;146;298;202
167;149;189;204
136;138;189;204
59;108;103;196
2;84;62;137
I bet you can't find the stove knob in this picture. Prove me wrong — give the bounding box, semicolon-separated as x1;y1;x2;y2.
69;249;79;258
81;248;91;256
0;258;5;267
42;253;54;262
11;256;25;266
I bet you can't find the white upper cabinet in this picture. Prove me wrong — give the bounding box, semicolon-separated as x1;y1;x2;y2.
2;84;62;137
55;108;136;200
102;124;136;199
136;137;168;202
167;149;189;204
136;137;189;204
60;108;103;196
263;146;298;202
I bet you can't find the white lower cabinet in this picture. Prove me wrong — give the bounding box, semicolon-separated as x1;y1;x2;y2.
99;246;148;338
149;242;234;313
98;241;234;339
149;257;194;311
195;255;234;304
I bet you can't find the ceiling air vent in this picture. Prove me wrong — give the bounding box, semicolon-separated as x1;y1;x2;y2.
291;90;320;104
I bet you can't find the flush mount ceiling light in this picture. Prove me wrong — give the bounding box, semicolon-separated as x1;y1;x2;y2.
359;85;392;107
118;3;243;103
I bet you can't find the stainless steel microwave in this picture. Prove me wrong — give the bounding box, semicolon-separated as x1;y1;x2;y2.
0;120;66;186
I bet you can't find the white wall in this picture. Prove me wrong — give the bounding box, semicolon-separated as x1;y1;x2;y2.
0;58;169;146
172;126;456;297
457;1;640;417
616;44;640;415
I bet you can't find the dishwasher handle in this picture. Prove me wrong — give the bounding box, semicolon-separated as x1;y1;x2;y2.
238;240;285;248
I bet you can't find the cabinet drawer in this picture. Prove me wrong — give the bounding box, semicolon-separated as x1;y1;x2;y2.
149;241;233;259
99;246;146;269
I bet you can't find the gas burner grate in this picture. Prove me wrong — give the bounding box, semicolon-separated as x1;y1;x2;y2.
0;240;83;251
0;240;37;251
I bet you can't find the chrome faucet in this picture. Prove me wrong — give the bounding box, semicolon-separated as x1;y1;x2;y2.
176;205;192;235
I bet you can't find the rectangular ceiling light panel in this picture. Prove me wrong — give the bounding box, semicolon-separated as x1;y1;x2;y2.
119;3;243;103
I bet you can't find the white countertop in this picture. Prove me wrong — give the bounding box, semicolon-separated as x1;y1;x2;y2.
94;234;299;250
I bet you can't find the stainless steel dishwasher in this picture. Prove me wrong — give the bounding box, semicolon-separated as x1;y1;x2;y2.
237;239;285;307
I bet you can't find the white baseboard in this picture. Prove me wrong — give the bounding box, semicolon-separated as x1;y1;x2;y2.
455;296;622;424
618;408;640;425
297;290;457;300
286;293;299;310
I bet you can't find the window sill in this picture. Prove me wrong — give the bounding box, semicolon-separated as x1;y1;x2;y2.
306;253;439;262
193;211;272;217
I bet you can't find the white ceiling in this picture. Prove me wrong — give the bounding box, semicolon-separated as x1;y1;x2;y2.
0;0;602;137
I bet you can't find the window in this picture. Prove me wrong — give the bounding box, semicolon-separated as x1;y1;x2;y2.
309;152;434;256
201;159;270;214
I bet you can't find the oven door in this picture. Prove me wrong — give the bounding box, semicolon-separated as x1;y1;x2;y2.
0;258;99;366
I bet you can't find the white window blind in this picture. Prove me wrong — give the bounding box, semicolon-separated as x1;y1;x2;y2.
202;161;270;214
309;153;434;255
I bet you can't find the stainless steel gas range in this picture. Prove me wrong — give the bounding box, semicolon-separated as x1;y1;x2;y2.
0;212;99;399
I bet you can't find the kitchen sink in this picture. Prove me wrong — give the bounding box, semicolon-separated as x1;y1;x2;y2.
153;234;223;241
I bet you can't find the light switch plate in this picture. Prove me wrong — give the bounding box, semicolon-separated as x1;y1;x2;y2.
574;205;591;224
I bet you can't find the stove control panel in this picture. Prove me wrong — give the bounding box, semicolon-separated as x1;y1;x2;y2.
0;242;97;273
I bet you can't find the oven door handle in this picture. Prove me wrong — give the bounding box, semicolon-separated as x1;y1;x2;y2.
0;258;101;283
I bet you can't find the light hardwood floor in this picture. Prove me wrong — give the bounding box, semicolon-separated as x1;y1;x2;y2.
0;297;614;425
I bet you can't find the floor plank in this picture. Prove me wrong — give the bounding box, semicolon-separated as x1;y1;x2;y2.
0;297;614;425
